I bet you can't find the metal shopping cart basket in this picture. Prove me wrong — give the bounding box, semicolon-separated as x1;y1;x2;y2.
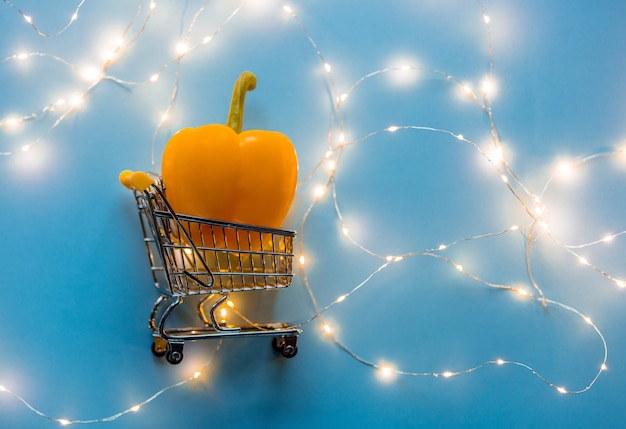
124;171;301;364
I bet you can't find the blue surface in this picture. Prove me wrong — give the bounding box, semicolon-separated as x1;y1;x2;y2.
1;1;625;428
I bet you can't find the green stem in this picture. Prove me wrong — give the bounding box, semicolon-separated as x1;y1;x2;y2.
226;71;257;134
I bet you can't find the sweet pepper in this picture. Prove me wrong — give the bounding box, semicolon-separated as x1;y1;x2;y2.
161;71;298;229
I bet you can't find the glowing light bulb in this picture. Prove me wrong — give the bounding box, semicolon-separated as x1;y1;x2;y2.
496;359;505;365
323;324;332;334
55;98;66;106
578;257;589;266
400;65;412;71
299;255;305;265
442;371;453;378
71;12;78;21
455;264;463;272
283;5;294;15
500;174;509;184
160;111;169;122
220;308;227;318
481;77;495;96
323;62;332;73
601;363;608;371
327;159;336;172
70;95;84;107
130;405;141;412
150;1;156;10
438;244;447;250
339;93;348;102
58;419;71;426
394;256;403;262
509;225;519;231
616;280;625;288
227;300;234;308
557;161;573;178
335;295;346;303
150;73;159;82
556;386;567;394
517;288;529;297
488;145;504;163
193;371;202;379
184;248;192;255
377;364;396;381
313;184;326;199
456;134;464;140
387;126;399;133
338;132;345;143
104;50;116;61
462;84;472;94
342;226;349;236
583;316;592;325
21;144;32;152
0;385;6;392
176;42;189;56
16;52;28;60
602;234;614;243
325;150;333;158
203;36;212;44
80;66;102;82
24;15;32;24
483;14;491;24
3;117;20;128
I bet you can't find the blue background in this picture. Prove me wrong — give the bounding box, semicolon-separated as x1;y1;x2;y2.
0;0;625;427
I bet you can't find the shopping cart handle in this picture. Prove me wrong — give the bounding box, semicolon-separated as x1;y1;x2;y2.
119;170;155;192
119;170;134;189
132;171;155;191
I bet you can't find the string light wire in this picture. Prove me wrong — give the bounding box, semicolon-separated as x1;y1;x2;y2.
288;0;613;396
0;0;622;424
0;341;222;425
1;0;87;38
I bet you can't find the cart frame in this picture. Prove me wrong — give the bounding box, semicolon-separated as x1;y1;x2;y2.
132;175;300;364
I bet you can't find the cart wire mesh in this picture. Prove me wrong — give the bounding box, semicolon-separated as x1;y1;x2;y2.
135;182;295;296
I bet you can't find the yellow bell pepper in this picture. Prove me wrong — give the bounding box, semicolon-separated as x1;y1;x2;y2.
161;71;298;229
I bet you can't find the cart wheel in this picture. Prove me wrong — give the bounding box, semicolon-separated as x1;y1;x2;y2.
281;344;298;358
165;349;184;365
272;336;298;358
165;343;184;365
151;338;167;357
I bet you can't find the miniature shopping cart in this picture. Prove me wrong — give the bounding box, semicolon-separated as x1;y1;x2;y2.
125;172;300;364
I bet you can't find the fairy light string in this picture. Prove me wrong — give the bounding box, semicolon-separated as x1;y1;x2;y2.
0;0;622;424
0;340;222;425
0;0;158;154
2;0;87;38
0;0;244;157
290;0;611;394
148;1;244;170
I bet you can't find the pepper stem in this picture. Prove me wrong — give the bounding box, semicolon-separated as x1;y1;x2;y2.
226;71;257;134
